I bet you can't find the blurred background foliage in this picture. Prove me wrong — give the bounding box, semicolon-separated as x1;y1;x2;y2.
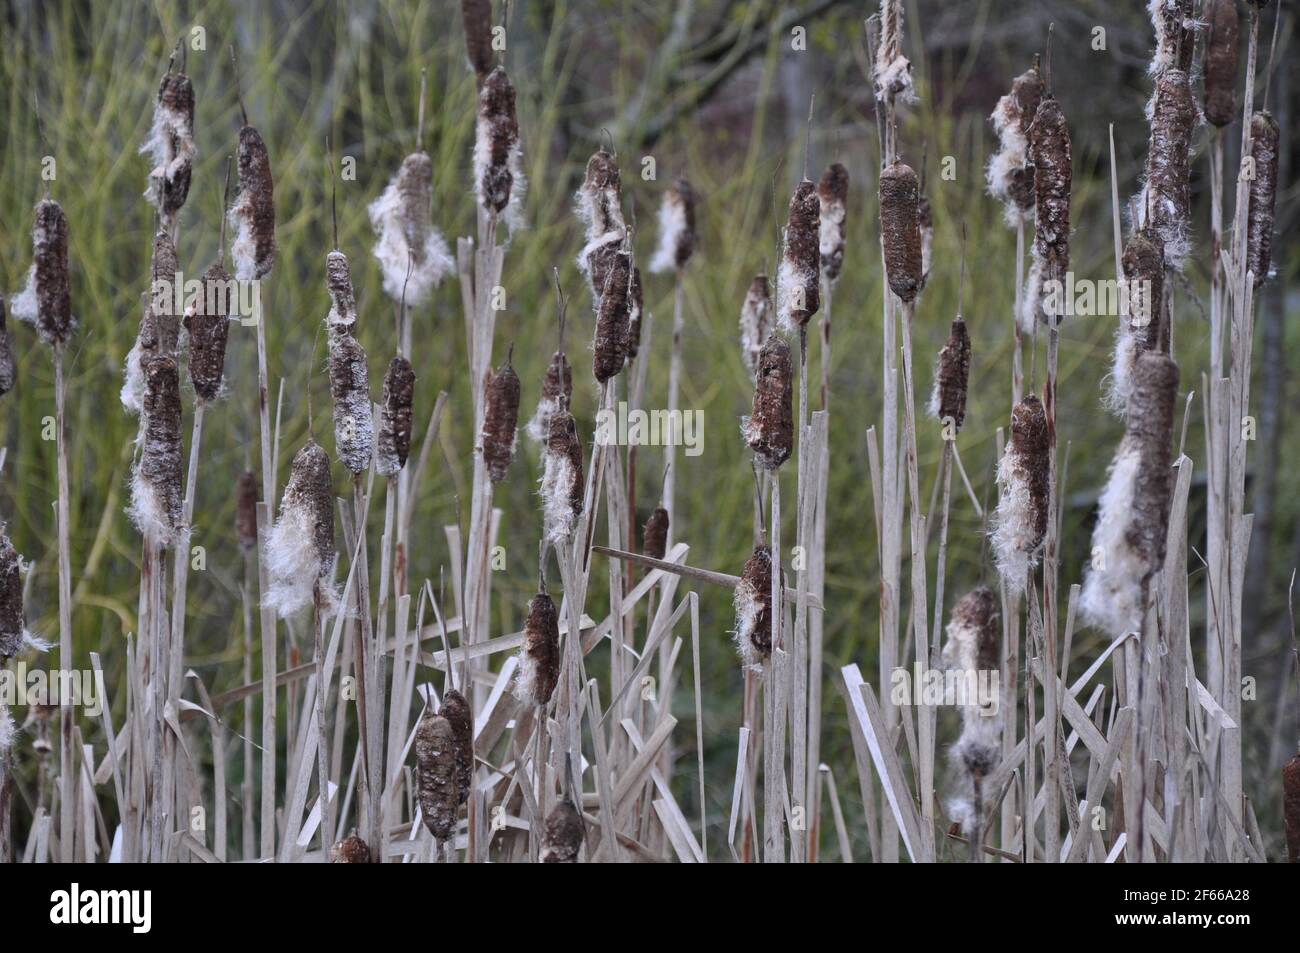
0;0;1295;858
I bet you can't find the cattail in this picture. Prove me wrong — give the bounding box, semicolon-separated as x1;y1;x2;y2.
1149;0;1195;76
1247;111;1279;289
991;394;1050;590
482;353;520;481
987;64;1043;225
184;263;233;402
141;66;196;224
1106;229;1166;414
265;442;337;618
440;689;474;806
526;349;572;443
368;152;454;305
928;316;971;431
879;163;922;306
733;545;774;669
626;267;644;362
11;198;74;347
474;67;524;226
941;585;1001;835
236;469;259;550
777;180;820;330
575;149;626;289
649;178;697;274
541;405;584;544
0;297;15;398
540;799;584;862
1284;753;1300;863
741;332;793;470
1203;0;1239;128
1020;95;1072;331
324;253;372;475
329;831;371;863
1081;352;1179;637
874;0;914;101
643;505;669;561
415;711;459;845
0;532;24;663
122;230;180;414
461;0;494;82
817;164;849;284
592;249;631;384
515;588;560;708
1141;69;1196;269
739;275;773;378
229;123;276;281
376;356;415;477
129;356;184;546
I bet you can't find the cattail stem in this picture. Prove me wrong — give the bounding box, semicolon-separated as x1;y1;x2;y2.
1041;327;1062;862
240;545;256;859
312;584;334;855
53;346;74;863
253;308;279;857
664;270;684;546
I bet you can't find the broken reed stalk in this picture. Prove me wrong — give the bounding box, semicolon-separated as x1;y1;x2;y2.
654;178;696;547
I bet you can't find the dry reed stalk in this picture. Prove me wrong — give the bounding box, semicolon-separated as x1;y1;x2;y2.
738;275;773;378
236;469;258;856
1203;0;1240;128
1246;110;1279;287
742;333;793;470
540;798;585;862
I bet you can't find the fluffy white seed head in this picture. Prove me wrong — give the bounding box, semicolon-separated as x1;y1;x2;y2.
540;453;577;544
649;188;690;274
1079;444;1147;637
367;156;454;305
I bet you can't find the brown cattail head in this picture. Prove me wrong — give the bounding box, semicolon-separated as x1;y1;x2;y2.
11;199;74;347
475;67;522;218
742;333;793;470
540;799;585;863
265;442;337;617
988;65;1044;221
516;589;560;708
1284;754;1300;863
592;250;631;383
991;394;1050;587
874;0;915;101
325;250;358;334
1143;69;1196;269
817;163;849;283
0;532;24;663
879;163;922;305
377;356;415;478
184;262;233;402
368;152;454;305
482;354;521;481
929;316;971;431
328;333;373;475
649;178;697;274
643;505;669;561
415;711;459;844
461;0;494;81
778;179;820;328
1125;352;1179;571
1247;111;1279;289
739;274;773;377
131;356;184;546
526;349;572;443
577;148;625;243
0;296;15;397
329;831;371;863
1107;229;1168;414
143;68;196;223
149;229;181;356
626;267;644;362
917;191;934;291
541;405;584;543
236;469;259;550
1150;0;1196;76
1022;95;1072;328
440;689;474;806
949;586;999;675
733;545;774;668
1203;0;1240;128
230;124;276;281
